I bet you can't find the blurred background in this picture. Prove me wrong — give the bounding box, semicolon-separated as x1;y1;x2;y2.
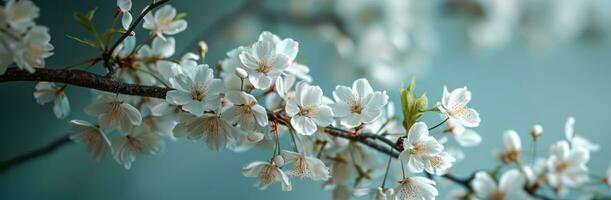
1;0;611;199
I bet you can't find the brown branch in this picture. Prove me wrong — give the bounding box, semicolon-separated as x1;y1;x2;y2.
0;67;551;200
0;135;71;172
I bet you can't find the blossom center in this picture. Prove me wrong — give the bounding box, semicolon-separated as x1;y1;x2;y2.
430;156;442;169
257;164;276;186
241;105;253;114
490;190;506;200
555;161;570;173
191;85;206;101
292;158;310;177
8;8;26;21
398;178;417;198
256;60;272;74
298;106;316;117
349;100;364;114
410;143;426;156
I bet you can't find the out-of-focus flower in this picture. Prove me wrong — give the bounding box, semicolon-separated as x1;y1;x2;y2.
497;130;521;163
111;125;164;169
547;141;590;194
85;93;141;132
13;26;54;73
33;82;70;119
446;118;481;147
353;187;394;200
565;117;599;152
331;78;388;128
143;5;187;39
423;151;455;175
242;157;292;191
3;0;39;33
471;169;528;200
439;86;480;128
69;120;111;161
285;83;334;135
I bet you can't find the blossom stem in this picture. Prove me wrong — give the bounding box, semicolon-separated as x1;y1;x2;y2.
381;155;392;188
316;141;327;158
428;117;449;131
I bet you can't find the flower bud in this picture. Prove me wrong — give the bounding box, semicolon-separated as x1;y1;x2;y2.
272;155;285;167
531;124;543;140
235;67;248;79
197;41;208;55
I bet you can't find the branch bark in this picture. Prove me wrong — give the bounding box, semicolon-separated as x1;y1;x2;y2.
0;67;550;199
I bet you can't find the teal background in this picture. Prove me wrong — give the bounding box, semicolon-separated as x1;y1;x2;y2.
1;0;610;199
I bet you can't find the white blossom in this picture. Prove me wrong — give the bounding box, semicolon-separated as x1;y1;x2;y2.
239;34;291;89
221;91;268;131
286;82;334;135
117;0;132;30
394;176;438;200
226;128;265;152
33;82;70;119
565;117;599;152
111;125;164;169
281;150;330;181
399;122;443;173
142;5;187;39
331;78;389;128
439;86;480;127
13;26;53;73
471;169;528;200
497;130;521;163
547;141;590;192
69;120;111;161
85;93;142;132
606;164;611;187
172;112;234;151
242;159;292;191
166;64;223;116
3;0;39;33
423;151;455;175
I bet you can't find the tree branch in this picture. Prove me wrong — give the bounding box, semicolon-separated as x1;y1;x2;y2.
0;67;552;200
0;135;71;172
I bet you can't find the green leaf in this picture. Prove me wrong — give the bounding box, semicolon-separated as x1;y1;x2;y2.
400;76;429;132
73;13;95;34
86;7;97;20
66;35;98;48
174;12;187;20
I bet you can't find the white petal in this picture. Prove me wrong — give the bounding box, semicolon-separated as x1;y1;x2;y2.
352;78;373;99
455;129;481;147
407;122;429;144
121;12;132;30
291;116;317;135
499;169;525;192
503;130;521;151
565;117;575;140
471;171;497;198
332;85;353;103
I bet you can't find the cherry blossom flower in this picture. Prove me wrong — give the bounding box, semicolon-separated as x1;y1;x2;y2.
239;34;291;89
85;93;142;132
399;122;443;173
221;91;268;131
285;82;334;135
606;164;611;187
266;75;296;109
394;176;438;200
546;141;590;192
173;112;234;151
69;120;111;162
497;130;521;163
138;36;176;69
331;78;389;128
439;86;480;127
281;150;330;181
142;5;187;39
226;128;265;152
565;117;599;152
166;64;223;116
423;151;455;175
111;125;164;169
13;26;54;73
242;157;292;191
33;82;70;119
117;0;132;30
3;0;39;33
471;169;528;200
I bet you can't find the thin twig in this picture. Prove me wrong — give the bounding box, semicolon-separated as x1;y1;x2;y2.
0;135;71;172
428;117;449;131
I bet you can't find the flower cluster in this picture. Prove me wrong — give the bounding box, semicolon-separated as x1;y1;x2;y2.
0;0;53;74
6;1;610;199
